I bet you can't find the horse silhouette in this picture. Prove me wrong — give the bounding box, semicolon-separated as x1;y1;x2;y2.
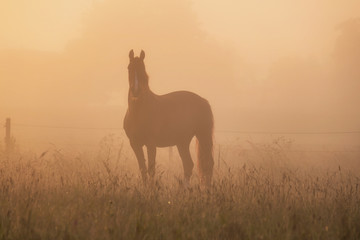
123;50;214;186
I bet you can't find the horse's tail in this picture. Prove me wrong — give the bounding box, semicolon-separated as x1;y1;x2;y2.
196;101;214;187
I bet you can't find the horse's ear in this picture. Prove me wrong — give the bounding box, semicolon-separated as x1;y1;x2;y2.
129;49;134;61
140;50;145;60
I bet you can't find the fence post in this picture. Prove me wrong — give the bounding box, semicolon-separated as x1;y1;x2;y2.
218;144;221;169
169;146;173;162
5;118;11;153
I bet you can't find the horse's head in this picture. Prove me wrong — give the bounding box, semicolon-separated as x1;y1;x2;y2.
128;49;149;98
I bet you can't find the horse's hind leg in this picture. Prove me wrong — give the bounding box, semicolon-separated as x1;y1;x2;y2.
196;131;214;187
176;141;194;183
130;141;147;183
147;145;156;179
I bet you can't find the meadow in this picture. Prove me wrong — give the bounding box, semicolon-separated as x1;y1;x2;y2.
0;136;359;240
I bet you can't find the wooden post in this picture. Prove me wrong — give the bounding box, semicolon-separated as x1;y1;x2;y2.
169;146;173;162
5;118;11;153
217;144;221;169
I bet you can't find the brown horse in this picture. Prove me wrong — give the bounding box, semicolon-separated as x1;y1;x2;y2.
123;50;214;186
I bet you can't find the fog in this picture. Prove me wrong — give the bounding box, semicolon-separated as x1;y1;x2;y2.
1;0;359;151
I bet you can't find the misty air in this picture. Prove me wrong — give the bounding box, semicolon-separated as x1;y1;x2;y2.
1;0;359;239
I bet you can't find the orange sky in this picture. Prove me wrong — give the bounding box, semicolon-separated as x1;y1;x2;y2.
0;0;89;51
1;0;359;60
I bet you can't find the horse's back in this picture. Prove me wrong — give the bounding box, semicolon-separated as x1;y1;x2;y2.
154;91;213;142
160;90;208;106
158;90;211;120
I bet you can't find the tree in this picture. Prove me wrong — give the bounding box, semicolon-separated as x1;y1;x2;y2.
264;56;324;113
332;18;360;113
333;18;360;77
63;0;238;106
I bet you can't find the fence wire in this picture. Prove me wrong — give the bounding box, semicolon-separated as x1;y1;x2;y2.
11;123;360;135
1;120;359;153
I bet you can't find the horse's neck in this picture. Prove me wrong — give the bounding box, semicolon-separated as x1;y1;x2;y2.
128;89;155;107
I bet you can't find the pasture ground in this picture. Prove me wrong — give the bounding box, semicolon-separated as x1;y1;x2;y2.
0;138;359;240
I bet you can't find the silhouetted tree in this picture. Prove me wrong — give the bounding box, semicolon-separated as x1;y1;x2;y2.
264;56;324;113
333;18;360;79
63;0;238;106
332;18;360;113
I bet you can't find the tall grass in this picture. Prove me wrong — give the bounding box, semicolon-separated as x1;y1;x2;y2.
0;138;359;240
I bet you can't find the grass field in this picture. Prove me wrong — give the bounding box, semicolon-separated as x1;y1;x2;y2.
0;137;359;240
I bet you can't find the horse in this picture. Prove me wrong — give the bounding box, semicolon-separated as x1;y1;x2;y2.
123;50;214;186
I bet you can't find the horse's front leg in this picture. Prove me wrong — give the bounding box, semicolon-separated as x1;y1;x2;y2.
147;145;156;179
130;141;147;183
